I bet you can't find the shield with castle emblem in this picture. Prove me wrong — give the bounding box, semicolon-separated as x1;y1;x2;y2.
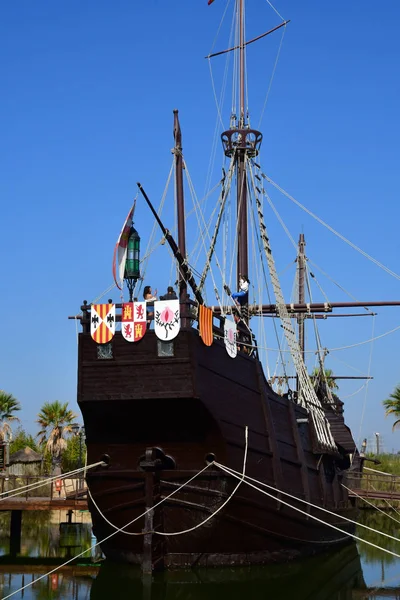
91;304;115;344
121;302;146;342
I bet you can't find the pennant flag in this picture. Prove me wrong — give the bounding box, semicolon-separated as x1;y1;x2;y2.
208;0;215;4
121;302;147;342
199;305;213;346
112;199;136;290
224;317;237;358
91;304;115;344
154;300;180;341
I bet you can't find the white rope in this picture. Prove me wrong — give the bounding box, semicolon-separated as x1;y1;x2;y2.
0;462;218;600
157;426;248;536
215;461;400;557
258;23;286;129
263;188;297;250
263;172;400;283
138;159;174;296
0;430;249;600
307;258;374;312
208;60;225;132
0;462;103;501
341;483;400;525
265;0;285;21
340;384;366;399
364;466;400;476
88;426;248;538
86;463;212;536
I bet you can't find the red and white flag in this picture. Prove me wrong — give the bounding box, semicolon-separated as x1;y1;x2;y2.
121;302;146;342
112;200;136;290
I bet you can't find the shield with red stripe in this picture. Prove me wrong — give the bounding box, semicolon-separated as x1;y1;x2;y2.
199;305;213;346
121;302;146;342
91;304;115;344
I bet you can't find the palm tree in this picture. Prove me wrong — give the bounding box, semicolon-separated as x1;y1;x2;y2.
36;401;77;474
383;385;400;431
0;391;21;441
311;367;338;390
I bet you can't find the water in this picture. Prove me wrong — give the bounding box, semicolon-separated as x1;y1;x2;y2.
0;510;399;599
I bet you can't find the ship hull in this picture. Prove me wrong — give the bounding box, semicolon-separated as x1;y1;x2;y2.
78;327;357;569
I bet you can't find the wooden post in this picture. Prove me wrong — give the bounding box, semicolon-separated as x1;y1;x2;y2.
141;448;165;574
10;510;22;557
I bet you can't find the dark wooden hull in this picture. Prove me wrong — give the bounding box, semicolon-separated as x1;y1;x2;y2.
78;327;357;568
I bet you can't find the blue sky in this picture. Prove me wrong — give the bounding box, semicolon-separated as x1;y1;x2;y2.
1;0;400;451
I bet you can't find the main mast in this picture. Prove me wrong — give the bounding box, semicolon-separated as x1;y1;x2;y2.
297;233;306;393
221;0;262;290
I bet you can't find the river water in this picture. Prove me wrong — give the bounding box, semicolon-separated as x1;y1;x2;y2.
0;510;399;599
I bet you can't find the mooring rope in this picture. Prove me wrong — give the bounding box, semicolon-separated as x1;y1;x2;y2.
0;444;245;600
214;462;400;552
87;426;248;537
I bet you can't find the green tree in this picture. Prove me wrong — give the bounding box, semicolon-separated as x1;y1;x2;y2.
383;384;400;431
0;390;21;441
311;367;338;390
9;426;39;454
36;401;77;474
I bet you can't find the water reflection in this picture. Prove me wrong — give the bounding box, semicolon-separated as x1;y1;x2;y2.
90;544;364;600
2;510;400;598
0;511;92;559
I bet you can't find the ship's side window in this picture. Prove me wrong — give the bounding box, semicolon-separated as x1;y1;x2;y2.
157;340;174;357
97;343;113;360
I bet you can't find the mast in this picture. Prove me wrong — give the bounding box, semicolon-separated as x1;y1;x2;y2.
297;233;306;393
173;109;188;301
237;0;248;286
239;0;245;128
297;234;306;359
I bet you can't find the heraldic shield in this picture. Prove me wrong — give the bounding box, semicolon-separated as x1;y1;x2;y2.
154;299;180;341
91;304;115;344
121;302;146;342
224;317;237;358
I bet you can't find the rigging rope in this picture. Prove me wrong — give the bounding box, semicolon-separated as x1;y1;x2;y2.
248;157;336;452
258;23;286;129
261;171;400;283
265;0;285;21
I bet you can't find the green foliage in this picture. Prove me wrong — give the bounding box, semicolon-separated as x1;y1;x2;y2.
366;453;400;476
0;390;21;441
9;427;39;455
383;384;400;431
36;401;77;473
311;367;338;390
61;434;87;472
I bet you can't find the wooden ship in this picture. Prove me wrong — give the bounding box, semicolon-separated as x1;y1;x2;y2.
71;0;400;572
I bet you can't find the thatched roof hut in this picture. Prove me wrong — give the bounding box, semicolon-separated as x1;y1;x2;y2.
9;446;43;476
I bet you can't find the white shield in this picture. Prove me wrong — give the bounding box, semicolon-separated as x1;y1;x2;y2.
154;300;180;341
224;317;237;358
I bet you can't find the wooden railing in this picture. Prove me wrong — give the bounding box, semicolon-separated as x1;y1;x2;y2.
346;471;400;500
0;475;86;501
